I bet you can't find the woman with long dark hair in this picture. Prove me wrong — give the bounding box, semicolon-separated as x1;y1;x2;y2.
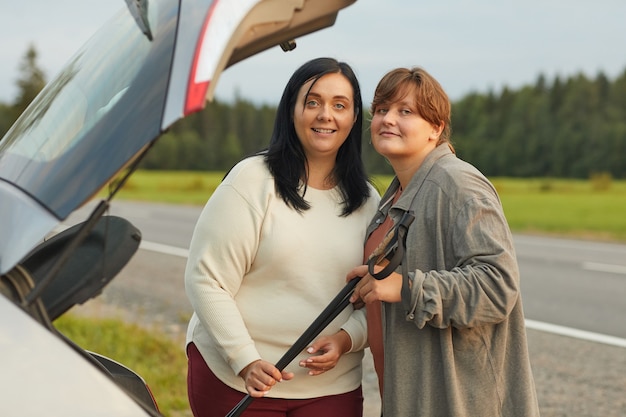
185;57;380;417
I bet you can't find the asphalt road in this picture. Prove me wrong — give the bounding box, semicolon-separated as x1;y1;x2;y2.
67;200;626;417
69;200;626;340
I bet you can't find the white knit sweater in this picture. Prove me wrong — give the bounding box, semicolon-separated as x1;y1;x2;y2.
185;155;380;398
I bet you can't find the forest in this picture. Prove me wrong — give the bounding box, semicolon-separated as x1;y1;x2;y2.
2;46;625;178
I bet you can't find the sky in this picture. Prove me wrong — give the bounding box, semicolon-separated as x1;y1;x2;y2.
1;0;626;107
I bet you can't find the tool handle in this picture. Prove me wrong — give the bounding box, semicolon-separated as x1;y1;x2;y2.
224;278;360;417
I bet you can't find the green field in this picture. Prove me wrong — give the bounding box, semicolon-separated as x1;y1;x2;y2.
102;171;626;242
494;177;626;241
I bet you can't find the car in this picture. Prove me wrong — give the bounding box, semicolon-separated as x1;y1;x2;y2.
0;0;357;415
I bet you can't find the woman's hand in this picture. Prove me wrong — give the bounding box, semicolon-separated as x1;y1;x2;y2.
347;265;403;305
238;360;294;397
298;330;351;376
346;265;368;309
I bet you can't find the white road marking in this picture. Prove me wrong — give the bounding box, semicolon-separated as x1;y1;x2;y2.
138;240;626;349
525;319;626;348
140;241;189;258
582;262;626;275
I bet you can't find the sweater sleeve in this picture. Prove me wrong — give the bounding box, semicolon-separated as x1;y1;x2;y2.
184;181;265;375
339;306;368;352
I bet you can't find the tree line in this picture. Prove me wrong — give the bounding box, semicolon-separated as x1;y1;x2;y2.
452;72;626;178
2;46;625;178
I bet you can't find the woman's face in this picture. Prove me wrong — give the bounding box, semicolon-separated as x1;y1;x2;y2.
293;72;356;161
370;95;441;165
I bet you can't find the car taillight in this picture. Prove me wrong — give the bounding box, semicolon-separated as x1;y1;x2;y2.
184;0;257;115
184;1;217;115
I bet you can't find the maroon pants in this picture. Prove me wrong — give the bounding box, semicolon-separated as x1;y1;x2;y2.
187;343;363;417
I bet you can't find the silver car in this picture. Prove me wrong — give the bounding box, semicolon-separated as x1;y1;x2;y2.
0;0;356;415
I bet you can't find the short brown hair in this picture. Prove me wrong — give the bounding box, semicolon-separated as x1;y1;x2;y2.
371;67;453;151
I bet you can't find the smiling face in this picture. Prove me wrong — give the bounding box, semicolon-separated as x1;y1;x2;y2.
369;68;450;183
370;90;442;172
293;72;356;161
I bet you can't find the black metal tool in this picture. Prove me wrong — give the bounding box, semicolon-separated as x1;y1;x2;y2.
224;277;360;417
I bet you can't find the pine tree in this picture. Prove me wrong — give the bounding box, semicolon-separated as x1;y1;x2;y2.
12;44;47;119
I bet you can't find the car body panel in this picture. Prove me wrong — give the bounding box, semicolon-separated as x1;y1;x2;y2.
0;181;58;275
0;295;150;416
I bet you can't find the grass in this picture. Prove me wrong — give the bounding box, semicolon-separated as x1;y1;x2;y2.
101;171;626;242
55;315;190;417
492;177;626;241
104;171;226;206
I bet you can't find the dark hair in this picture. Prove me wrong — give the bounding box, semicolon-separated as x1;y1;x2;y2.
265;57;370;216
371;67;454;152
